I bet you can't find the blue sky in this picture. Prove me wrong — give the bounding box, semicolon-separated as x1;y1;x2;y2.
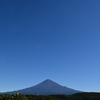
0;0;100;92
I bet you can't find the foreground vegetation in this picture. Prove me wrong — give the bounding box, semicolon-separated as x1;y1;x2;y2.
0;92;100;100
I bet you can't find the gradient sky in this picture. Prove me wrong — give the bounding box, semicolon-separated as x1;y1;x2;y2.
0;0;100;92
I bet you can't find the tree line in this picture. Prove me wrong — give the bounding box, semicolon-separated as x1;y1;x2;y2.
0;92;100;100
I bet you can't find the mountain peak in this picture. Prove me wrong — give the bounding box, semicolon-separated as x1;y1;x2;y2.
2;79;81;95
42;79;55;83
43;79;53;82
36;79;60;87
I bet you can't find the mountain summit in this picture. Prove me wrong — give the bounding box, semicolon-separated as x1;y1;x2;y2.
3;79;81;95
35;79;62;87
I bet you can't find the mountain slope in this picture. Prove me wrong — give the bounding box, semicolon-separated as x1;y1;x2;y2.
2;79;81;95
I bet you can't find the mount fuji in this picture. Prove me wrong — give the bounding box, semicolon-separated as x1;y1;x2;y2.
2;79;81;95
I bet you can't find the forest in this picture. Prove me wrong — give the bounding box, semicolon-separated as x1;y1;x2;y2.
0;92;100;100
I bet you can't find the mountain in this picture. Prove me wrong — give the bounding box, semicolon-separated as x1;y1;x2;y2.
2;79;81;95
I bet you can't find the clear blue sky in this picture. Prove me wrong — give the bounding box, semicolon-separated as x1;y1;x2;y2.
0;0;100;92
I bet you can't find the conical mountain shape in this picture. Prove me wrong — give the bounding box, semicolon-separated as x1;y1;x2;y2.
3;79;81;95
